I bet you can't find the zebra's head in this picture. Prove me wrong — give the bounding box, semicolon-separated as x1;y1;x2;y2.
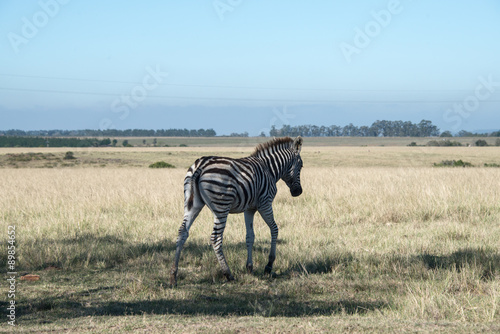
282;136;303;197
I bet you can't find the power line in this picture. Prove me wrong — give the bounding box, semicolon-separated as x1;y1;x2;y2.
0;73;480;94
1;86;499;104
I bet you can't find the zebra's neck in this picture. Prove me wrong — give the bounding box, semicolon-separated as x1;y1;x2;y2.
253;148;293;182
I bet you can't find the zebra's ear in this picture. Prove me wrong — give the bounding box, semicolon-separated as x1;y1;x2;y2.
293;136;303;153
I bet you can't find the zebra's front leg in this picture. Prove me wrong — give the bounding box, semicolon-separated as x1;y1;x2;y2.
258;205;278;275
244;209;256;273
210;213;234;281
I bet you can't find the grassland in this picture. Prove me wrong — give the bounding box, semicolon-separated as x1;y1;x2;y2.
2;145;500;169
0;138;499;333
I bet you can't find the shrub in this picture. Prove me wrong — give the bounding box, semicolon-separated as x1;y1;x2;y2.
427;140;462;147
434;160;473;167
475;139;488;147
63;151;76;160
454;159;473;167
148;161;175;168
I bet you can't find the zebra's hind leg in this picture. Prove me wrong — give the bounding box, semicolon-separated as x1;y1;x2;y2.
210;212;235;281
258;205;278;275
170;203;203;287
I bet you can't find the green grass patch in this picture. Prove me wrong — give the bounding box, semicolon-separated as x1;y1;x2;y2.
148;161;175;168
434;159;473;167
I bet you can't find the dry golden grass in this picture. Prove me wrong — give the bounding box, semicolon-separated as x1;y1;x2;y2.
0;145;499;332
2;145;500;169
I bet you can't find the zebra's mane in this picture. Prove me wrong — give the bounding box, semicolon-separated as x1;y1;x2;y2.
251;137;294;157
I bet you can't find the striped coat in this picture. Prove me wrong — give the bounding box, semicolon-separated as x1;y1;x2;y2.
170;136;303;285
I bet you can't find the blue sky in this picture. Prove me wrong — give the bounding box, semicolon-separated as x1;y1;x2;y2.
1;0;499;135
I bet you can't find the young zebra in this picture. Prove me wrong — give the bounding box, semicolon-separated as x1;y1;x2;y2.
170;136;303;286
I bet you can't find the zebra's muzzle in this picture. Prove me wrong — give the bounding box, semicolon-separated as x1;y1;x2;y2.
291;186;302;197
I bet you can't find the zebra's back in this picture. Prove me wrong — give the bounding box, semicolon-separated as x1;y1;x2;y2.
186;155;272;214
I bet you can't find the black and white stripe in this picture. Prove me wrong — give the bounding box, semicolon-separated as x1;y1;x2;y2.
170;136;303;285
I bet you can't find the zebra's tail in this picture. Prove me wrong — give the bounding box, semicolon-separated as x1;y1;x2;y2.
186;166;202;211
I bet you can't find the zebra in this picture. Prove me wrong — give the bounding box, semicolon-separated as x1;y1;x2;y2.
170;136;303;286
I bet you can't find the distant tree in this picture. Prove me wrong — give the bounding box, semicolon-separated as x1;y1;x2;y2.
359;126;370;137
112;139;118;147
99;138;111;146
229;132;249;137
122;140;129;147
205;128;217;137
418;120;440;137
457;130;473;137
269;125;279;137
342;123;357;136
369;121;383;137
440;131;453;137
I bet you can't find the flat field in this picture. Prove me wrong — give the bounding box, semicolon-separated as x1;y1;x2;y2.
0;139;499;333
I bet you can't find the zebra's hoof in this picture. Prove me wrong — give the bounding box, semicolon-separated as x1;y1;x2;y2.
169;276;177;288
246;264;253;274
224;273;235;281
264;266;277;278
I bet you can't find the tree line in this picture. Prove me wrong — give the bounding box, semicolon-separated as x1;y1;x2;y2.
0;128;217;137
2;120;499;142
270;120;440;137
0;136;112;148
452;130;500;137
